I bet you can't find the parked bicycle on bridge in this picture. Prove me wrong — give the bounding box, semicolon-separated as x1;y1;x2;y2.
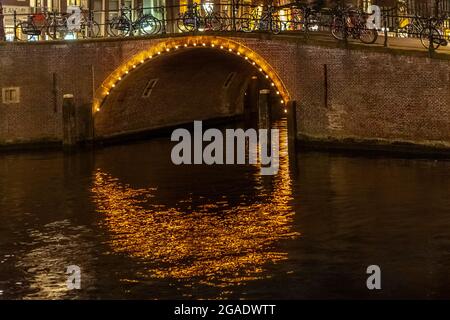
285;4;321;32
46;7;100;40
239;5;282;34
419;14;449;50
330;5;378;44
108;5;162;37
16;11;48;40
177;2;225;32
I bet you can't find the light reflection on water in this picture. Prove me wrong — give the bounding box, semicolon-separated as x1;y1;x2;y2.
91;121;300;290
2;119;450;299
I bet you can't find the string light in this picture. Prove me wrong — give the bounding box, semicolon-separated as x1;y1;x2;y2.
97;38;289;113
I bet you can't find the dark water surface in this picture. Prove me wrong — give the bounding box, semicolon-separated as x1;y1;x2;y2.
1;120;450;299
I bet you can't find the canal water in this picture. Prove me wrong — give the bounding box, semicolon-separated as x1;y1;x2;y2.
1;119;450;299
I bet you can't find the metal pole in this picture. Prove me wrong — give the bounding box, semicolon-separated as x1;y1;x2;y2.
53;11;56;39
232;0;236;32
13;10;17;41
161;5;166;34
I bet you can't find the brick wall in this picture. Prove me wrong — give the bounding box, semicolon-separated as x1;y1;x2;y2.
0;34;449;151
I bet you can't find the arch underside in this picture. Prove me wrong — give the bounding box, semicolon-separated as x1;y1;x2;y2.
93;35;291;113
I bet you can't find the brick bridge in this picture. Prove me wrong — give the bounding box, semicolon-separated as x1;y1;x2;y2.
0;33;449;153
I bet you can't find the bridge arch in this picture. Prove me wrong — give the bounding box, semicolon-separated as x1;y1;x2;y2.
92;35;291;114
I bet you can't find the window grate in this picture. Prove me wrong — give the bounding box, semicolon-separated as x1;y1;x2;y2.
223;72;237;89
142;79;159;98
2;87;20;104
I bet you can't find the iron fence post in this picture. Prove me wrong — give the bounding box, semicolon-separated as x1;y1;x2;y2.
232;0;236;32
428;18;435;57
161;5;166;34
13;10;17;41
53;11;56;39
383;12;388;47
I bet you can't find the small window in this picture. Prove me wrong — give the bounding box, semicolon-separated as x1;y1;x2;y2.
2;87;20;104
142;79;159;98
223;72;236;88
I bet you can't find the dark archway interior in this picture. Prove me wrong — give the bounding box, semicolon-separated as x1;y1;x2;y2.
94;48;279;139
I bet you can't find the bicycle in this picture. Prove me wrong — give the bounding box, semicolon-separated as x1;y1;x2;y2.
419;15;449;50
287;5;320;32
239;5;282;34
177;2;223;32
16;12;48;40
46;8;100;40
108;5;161;37
331;6;378;44
398;14;426;38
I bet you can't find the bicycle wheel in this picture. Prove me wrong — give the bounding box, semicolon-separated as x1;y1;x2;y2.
177;12;197;32
207;12;222;31
219;12;231;31
359;26;378;44
108;16;131;37
140;16;160;35
46;20;66;40
331;16;345;40
81;20;100;38
271;17;282;34
238;13;255;33
420;27;443;50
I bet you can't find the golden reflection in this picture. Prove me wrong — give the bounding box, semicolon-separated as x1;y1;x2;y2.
91;121;299;288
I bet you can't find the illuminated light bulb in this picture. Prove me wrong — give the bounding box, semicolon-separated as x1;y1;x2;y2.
193;43;197;46
237;52;240;55
245;56;248;60
133;65;136;68
96;108;100;112
140;60;144;63
149;55;152;59
211;44;215;47
202;43;206;46
118;77;122;80
175;46;179;49
228;48;232;52
252;62;255;65
184;43;188;47
281;100;284;104
220;45;224;49
271;83;275;86
157;51;161;55
265;75;269;78
125;70;129;74
259;68;262;72
112;84;115;88
276;91;280;95
284;109;287;113
106;91;109;95
166;48;170;52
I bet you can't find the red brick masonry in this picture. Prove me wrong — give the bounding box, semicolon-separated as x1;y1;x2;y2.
0;34;449;152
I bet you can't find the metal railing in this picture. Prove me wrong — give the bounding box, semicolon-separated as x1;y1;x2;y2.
0;2;449;52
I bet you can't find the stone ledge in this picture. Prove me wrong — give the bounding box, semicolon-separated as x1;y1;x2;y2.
297;133;450;157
